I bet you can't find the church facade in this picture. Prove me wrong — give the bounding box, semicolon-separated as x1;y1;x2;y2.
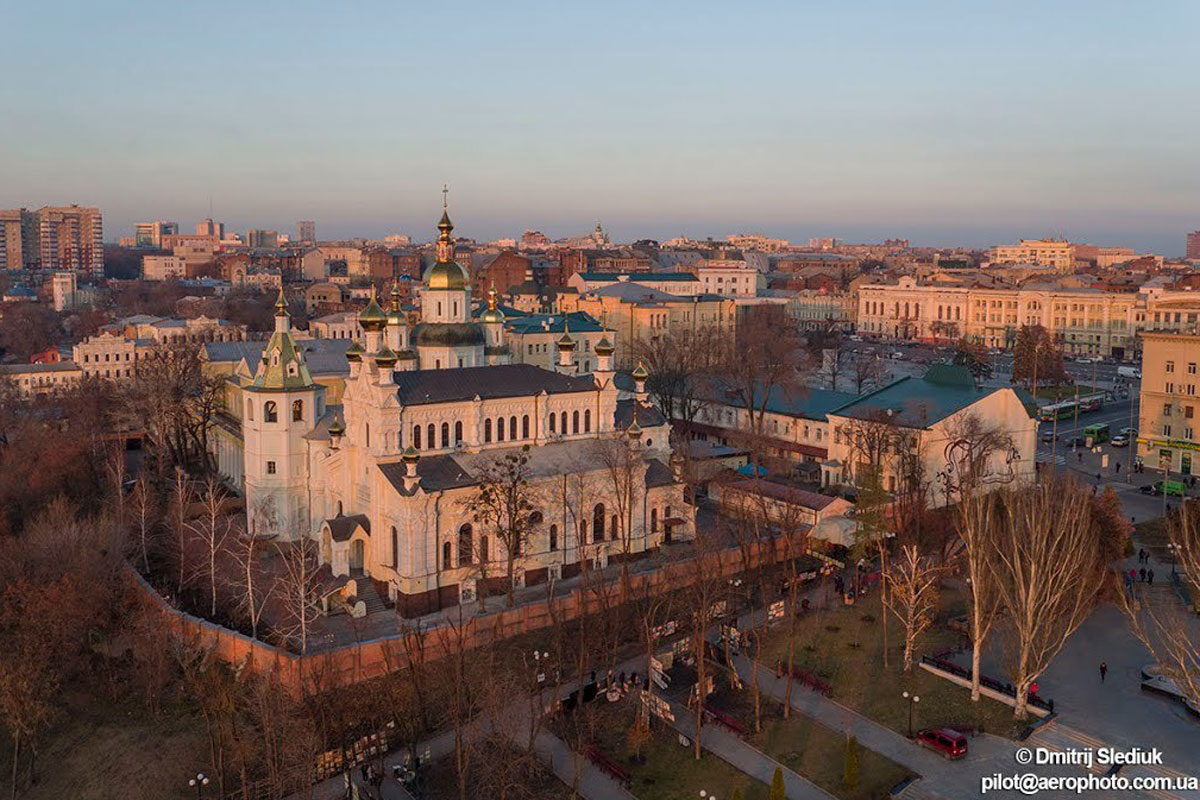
220;204;691;616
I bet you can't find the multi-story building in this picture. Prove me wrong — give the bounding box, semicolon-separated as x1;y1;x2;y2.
725;233;790;252
987;238;1074;271
50;272;77;311
296;220;316;243
135;221;179;249
0;362;83;396
196;218;226;239
787;290;855;330
142;255;188;281
247;229;280;249
1137;332;1200;476
310;311;364;340
0;208;39;271
504;312;610;374
855;276;1141;358
30;206;105;275
695;263;759;297
1187;231;1200;261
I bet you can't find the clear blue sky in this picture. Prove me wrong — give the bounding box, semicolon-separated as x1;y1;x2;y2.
2;1;1198;253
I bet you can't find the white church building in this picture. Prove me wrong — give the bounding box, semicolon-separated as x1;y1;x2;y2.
212;203;692;616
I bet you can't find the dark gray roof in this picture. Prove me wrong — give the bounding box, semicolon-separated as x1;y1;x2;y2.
505;312;604;335
644;459;676;488
392;364;596;406
379;455;479;494
204;338;354;377
615;399;667;428
325;514;369;542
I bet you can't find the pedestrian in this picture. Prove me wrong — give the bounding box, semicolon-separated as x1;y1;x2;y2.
1096;472;1102;483
1129;568;1137;583
1116;462;1122;475
1140;567;1146;582
1138;548;1146;563
1079;452;1084;463
1100;661;1108;682
1148;569;1155;586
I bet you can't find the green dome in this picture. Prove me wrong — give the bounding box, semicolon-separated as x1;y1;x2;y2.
375;345;398;368
346;341;364;362
595;336;614;355
480;306;505;324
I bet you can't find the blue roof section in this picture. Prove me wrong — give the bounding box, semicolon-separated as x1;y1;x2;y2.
504;311;605;334
578;271;698;282
706;379;857;422
830;365;1030;427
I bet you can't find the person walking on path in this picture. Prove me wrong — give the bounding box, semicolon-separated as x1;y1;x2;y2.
1100;661;1108;682
1140;567;1146;582
1148;569;1155;586
1138;548;1146;564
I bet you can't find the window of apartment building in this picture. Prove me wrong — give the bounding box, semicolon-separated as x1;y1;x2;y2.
1190;363;1197;375
1187;406;1195;419
1187;428;1195;440
1167;382;1175;394
266;461;276;475
1190;385;1197;396
1166;361;1175;373
1163;425;1172;437
1163;403;1172;417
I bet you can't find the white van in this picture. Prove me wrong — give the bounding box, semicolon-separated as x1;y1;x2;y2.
1117;366;1141;379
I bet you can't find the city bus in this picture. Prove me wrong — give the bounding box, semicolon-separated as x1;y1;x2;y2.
1082;423;1110;443
1036;391;1108;422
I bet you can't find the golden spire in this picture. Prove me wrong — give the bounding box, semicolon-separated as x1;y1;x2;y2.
487;283;498;311
436;184;455;263
274;286;288;316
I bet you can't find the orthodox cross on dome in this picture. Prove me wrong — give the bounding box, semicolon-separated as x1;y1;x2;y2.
436;185;455;263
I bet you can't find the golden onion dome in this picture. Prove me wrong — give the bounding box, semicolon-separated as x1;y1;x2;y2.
424;260;469;291
387;284;405;325
632;359;649;380
627;418;643;439
358;287;388;332
479;287;505;324
375;345;398;368
402;445;420;464
595;336;614;355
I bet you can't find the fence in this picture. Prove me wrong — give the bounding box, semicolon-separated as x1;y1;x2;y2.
129;534;807;695
919;654;1054;716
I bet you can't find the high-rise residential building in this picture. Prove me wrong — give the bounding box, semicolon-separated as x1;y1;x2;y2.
51;272;78;311
296;220;316;243
247;229;279;249
1187;230;1200;261
36;205;104;276
196;218;226;239
134;221;179;249
0;208;39;271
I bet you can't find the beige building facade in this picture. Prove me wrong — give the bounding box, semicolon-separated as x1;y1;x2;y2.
1137;332;1200;475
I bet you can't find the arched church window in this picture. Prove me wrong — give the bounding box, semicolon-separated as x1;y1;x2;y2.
427;424;435;450
584;410;591;432
497;417;505;442
265;401;278;422
522;415;530;439
549;524;558;552
651;508;658;533
484;419;492;443
292;399;303;422
391;525;399;567
549;413;555;433
455;420;463;444
458;524;473;566
442;541;451;571
593;503;605;542
572;410;580;434
413;425;421;449
509;416;517;440
441;422;450;448
560;411;567;434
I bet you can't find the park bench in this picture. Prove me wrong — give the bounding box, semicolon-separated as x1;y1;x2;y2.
586;745;631;788
703;706;747;736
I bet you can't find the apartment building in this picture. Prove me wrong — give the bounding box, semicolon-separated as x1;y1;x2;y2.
696;263;759;297
135;221;178;248
0;206;104;274
567;271;701;296
504;312;610;373
1137;332;1200;475
142;255;188;281
856;276;1140;358
0;209;39;271
987;238;1074;271
0;362;83;396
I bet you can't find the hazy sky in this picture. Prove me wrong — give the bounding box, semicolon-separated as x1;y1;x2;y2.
2;1;1198;253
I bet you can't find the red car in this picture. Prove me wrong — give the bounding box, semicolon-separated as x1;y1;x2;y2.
916;728;968;760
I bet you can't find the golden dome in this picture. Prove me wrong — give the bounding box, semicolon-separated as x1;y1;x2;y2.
358;286;387;331
424;260;469;291
479;286;505;324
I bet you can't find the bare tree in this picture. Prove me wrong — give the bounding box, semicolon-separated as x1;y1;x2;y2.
683;533;729;761
276;539;321;655
988;478;1106;718
849;350;889;395
591;436;643;596
171;468;195;594
1122;505;1200;712
130;475;160;575
882;544;942;673
465;446;539;607
190;474;234;618
940;413;1017;702
634;324;722;441
230;530;275;640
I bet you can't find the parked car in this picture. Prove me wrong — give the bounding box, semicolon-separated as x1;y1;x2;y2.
1040;431;1057;444
889;351;905;360
1111;434;1129;447
916;728;968;760
1120;427;1137;437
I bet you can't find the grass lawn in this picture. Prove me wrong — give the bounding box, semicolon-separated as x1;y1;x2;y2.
754;714;911;800
0;689;208;800
757;586;1024;739
561;699;768;800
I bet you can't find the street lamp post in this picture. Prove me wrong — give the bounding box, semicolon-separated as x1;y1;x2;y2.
1168;543;1179;576
902;691;920;738
188;773;210;800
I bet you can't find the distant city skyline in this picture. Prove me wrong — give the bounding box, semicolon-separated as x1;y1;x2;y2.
3;1;1198;255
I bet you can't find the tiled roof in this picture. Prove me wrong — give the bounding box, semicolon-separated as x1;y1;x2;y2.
392;364;596;406
324;514;369;542
203;338;355;377
505;312;604;335
615;399;667;428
